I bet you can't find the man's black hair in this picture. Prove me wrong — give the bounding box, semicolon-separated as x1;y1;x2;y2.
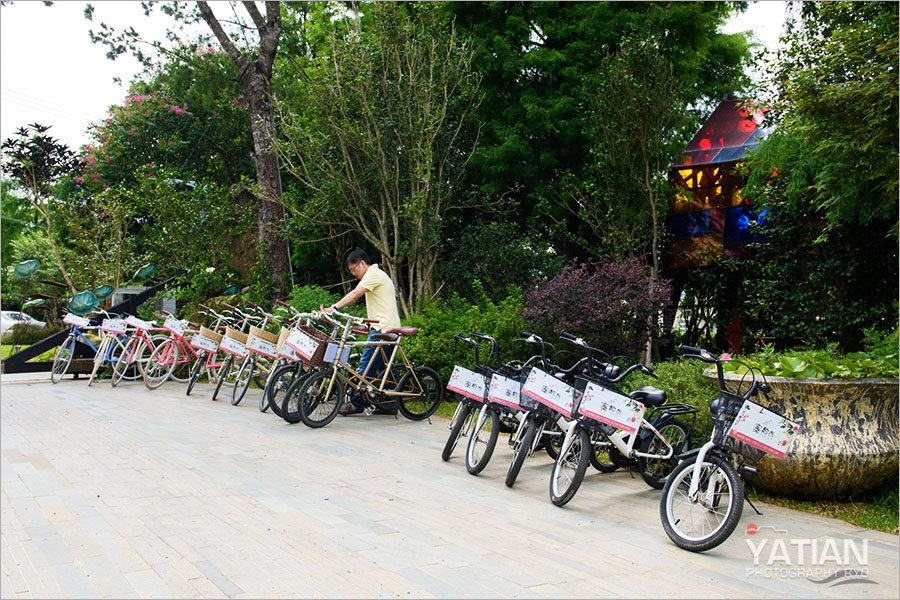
346;249;371;265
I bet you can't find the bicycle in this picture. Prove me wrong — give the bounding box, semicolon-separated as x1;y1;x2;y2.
184;303;232;396
143;311;201;389
231;304;282;406
210;302;264;401
547;332;697;506
659;344;797;552
441;333;497;462
51;309;99;383
110;315;168;387
287;309;442;428
86;313;132;386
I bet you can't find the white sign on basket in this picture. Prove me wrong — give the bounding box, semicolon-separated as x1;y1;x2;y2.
100;318;127;335
278;343;299;361
190;335;219;353
446;365;487;402
124;315;152;330
285;329;320;360
247;336;277;358
488;373;522;410
727;400;799;459
63;313;90;328
521;367;577;418
163;315;185;336
323;343;351;364
219;335;247;358
578;381;645;434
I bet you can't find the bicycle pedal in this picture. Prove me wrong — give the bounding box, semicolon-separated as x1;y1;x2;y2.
364;405;375;416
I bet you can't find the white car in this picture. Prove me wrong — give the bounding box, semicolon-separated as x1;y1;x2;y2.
0;311;47;336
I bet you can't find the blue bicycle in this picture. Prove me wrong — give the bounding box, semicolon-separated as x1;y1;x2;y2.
50;291;102;384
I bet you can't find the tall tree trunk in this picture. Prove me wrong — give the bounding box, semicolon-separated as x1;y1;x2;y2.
198;1;289;299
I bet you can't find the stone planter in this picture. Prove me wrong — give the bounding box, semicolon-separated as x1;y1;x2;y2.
704;370;899;499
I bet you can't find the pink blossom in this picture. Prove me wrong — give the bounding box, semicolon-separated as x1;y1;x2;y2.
106;119;112;125
149;162;154;167
76;177;84;184
130;127;136;134
90;173;99;181
720;353;732;361
102;183;109;189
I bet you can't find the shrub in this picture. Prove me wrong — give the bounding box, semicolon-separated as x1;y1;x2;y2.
1;323;62;346
402;281;527;385
522;256;671;359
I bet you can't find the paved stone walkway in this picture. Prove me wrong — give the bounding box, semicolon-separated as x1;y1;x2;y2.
1;373;897;599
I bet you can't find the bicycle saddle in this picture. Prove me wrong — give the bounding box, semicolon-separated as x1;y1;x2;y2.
629;386;667;407
371;326;419;341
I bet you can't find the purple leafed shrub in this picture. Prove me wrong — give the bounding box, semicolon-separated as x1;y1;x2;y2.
522;257;672;359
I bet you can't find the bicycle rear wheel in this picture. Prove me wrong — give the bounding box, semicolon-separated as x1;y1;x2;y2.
144;338;177;390
212;355;236;401
549;425;591;506
280;371;314;424
639;420;689;489
298;369;343;428
396;366;443;421
660;455;743;552
465;406;499;475
186;350;207;396
50;334;75;384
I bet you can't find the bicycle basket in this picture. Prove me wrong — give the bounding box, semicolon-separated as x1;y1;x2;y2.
247;325;278;347
275;327;292;353
198;325;224;344
296;324;336;367
224;326;248;344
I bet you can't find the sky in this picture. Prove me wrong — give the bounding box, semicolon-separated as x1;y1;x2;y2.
0;1;790;153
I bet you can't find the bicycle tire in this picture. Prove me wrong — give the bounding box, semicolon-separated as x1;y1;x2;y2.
638;420;690;489
506;416;537;488
169;340;194;384
298;369;343;429
87;335;112;386
211;355;235;401
232;356;255;405
396;366;443;421
111;336;138;387
660;455;743;552
50;334;75;384
465;406;499;475
186;350;206;396
549;425;592;506
280;371;314;424
266;363;301;418
144;338;177;390
588;431;619;473
442;403;473;462
114;335;141;381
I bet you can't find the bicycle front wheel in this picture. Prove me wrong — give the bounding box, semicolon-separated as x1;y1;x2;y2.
111;336;139;387
186;351;206;396
396;366;443;421
442;402;473;462
50;334;75;384
660;455;743;552
232;356;255;405
549;425;591;507
298;369;343;428
211;355;236;401
506;416;537;488
144;338;177;390
87;336;110;386
267;363;302;418
465;406;499;475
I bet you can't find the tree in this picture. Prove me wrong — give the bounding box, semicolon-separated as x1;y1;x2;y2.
276;2;483;316
1;124;78;291
86;1;290;299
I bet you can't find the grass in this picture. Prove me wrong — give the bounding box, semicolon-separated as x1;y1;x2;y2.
1;343;57;361
746;482;899;535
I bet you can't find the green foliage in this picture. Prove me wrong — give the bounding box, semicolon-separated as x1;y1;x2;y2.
437;220;563;303
401;282;527;384
723;342;899;379
0;323;63;346
288;285;341;313
4;229;77;298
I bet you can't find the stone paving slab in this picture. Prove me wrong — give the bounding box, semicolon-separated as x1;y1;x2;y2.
1;374;897;599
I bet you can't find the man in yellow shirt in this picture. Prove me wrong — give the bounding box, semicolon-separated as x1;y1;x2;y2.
323;250;402;415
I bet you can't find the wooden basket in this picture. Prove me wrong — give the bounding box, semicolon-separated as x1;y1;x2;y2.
297;324;335;367
199;324;224;343
276;327;292;353
224;326;248;344
247;324;278;349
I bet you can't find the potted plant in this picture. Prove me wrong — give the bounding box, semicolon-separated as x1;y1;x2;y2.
707;334;898;499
